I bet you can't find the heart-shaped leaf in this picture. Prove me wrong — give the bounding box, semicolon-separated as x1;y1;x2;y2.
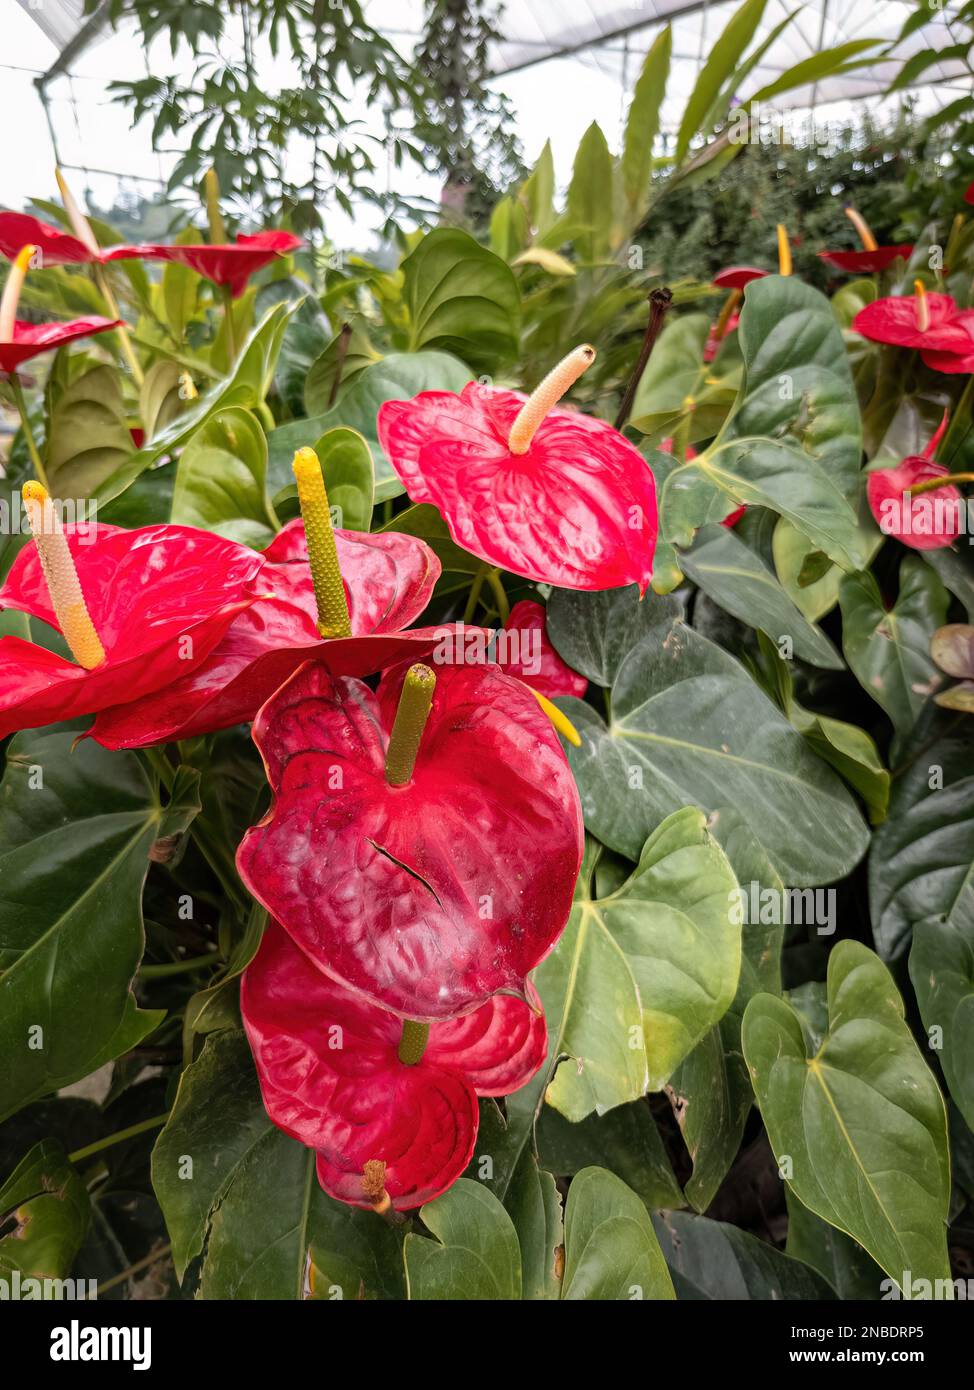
561;1167;675;1300
402;228;520;371
556;607;869;885
742;939;952;1290
404;1179;522;1300
910;891;974;1133
653;1208;835;1300
840;558;949;737
45;364;135;498
171;405;278;548
0;1139;90;1280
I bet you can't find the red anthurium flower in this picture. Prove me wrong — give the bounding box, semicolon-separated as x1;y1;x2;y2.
852;283;971;352
499;599;587;698
866;415;964;551
241;920;546;1211
106;231;302;298
0;498;267;740
0;317;121;375
237;656;583;1021
712;267;768;290
920;308;974;374
0;211;106;266
377;346;658;593
965;180;974;207
819;205;912;274
90;517;441;748
819;246;913;274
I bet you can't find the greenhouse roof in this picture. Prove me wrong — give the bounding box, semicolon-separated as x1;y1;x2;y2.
3;0;968;235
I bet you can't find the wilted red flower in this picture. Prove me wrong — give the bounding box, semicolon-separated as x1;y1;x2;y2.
91;519;441;748
106;231;302;298
866;416;963;551
236;657;583;1021
241;920;547;1211
0;500;266;739
852;284;971;352
377;346;658;593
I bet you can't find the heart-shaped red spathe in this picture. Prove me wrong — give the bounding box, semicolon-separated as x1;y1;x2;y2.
0;317;121;375
105;231;302;298
377;381;658;593
241;920;546;1210
89;521;442;748
237;657;583;1021
866;457;963;551
852;292;971;351
921;308;974;374
495;600;588;699
0;212;102;265
818;245;913;273
0;522;265;739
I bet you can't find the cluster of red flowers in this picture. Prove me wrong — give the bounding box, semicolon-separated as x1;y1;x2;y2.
0;328;667;1209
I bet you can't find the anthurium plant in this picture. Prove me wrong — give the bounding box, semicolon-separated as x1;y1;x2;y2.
3;15;974;1302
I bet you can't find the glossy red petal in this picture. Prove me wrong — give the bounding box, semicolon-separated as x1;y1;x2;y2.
378;382;657;592
712;266;768;289
498;600;587;698
966;180;974;207
866;457;964;551
818;246;913;273
241;921;479;1211
105;231;302;298
851;293;971;351
0;212;97;265
0;317;121;374
0;523;266;737
424;981;547;1095
237;659;583;1020
89;526;440;746
920;309;974;374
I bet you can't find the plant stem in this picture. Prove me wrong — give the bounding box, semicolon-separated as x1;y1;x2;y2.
93;265;144;386
463;565;489;623
68;1113;170;1165
385;664;436;786
483;568;510;625
942;374;974;469
221;283;238;362
97;1243;172;1297
614;287;673;431
10;374;48;487
140;953;220;979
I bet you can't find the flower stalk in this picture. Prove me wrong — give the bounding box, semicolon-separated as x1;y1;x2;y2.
21;482;105;669
291;447;352;638
385;663;436;786
614;288;672;430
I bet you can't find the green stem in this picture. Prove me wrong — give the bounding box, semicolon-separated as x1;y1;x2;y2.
221;283;238;362
68;1112;169;1164
10;374;48;488
908;472;974;495
941;374;974;469
140;953;220;979
463;565;489;623
385;664;436;786
397;1020;430;1065
93;264;144;386
142;746;246;912
483;568;510;625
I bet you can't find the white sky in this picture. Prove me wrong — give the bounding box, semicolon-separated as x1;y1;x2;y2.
0;0;965;250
